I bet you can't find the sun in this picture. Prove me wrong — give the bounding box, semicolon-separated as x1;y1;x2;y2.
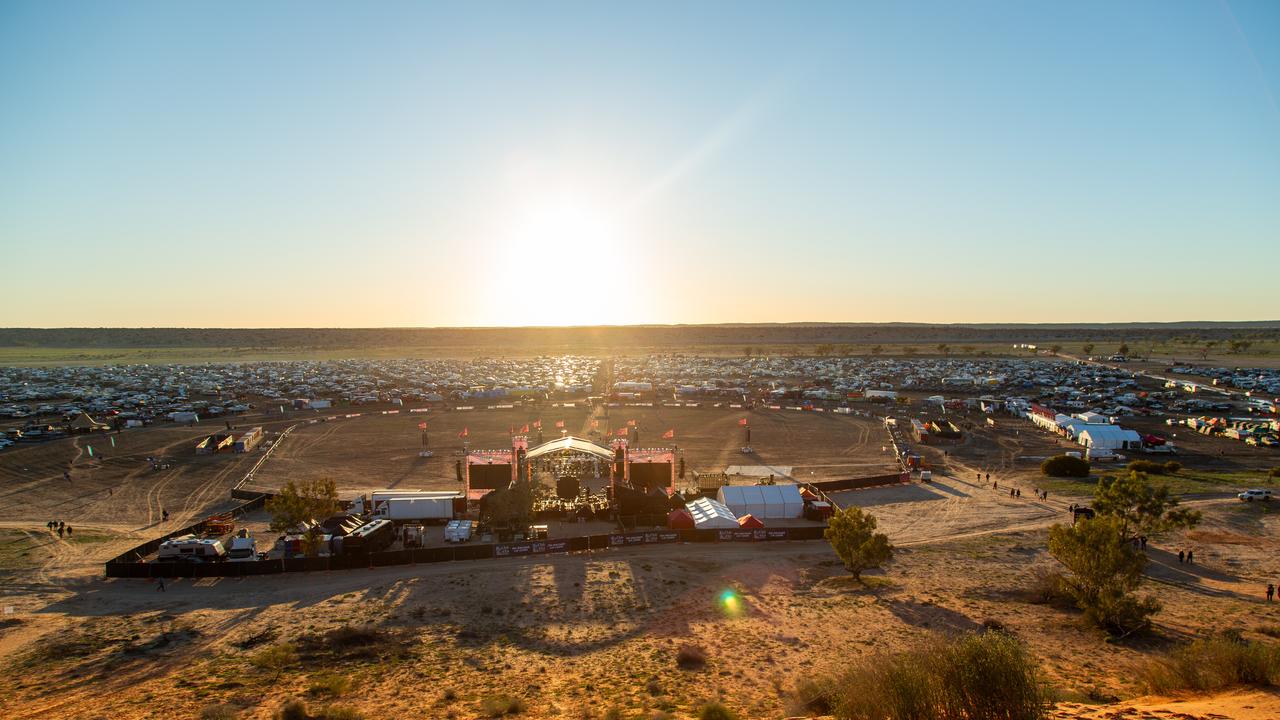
485;191;636;323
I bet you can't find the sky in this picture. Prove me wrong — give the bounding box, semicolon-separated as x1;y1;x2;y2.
1;1;1278;328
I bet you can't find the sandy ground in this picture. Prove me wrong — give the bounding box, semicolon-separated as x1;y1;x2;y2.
1;411;1278;719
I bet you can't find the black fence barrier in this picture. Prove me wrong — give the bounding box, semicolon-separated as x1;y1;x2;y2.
106;523;828;578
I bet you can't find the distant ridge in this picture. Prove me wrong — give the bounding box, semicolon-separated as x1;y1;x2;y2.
1;322;1277;351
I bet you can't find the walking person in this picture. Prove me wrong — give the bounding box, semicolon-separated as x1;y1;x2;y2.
1178;550;1185;564
66;526;73;537
57;525;64;539
157;577;166;592
1186;550;1193;564
1267;583;1275;602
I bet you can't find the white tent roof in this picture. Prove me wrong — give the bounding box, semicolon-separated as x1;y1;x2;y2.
717;484;805;519
685;497;739;529
524;435;614;462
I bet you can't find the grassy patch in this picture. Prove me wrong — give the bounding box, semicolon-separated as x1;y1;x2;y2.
792;630;1049;720
1141;634;1280;692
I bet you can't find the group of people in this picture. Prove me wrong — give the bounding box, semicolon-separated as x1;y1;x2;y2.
46;519;73;538
982;473;1049;502
1177;549;1195;564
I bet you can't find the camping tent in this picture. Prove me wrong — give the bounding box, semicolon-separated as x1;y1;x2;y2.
717;484;804;519
685;497;739;529
737;513;764;529
667;509;695;529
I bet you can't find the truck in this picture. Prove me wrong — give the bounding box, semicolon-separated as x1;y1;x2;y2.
375;495;458;522
353;490;461;516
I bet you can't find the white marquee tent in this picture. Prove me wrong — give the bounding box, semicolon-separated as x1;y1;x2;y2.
717;484;804;519
685;497;740;529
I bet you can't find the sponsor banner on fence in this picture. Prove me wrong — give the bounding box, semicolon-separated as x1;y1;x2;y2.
608;531;680;547
409;408;430;413
717;528;790;542
456;406;474;411
495;539;571;557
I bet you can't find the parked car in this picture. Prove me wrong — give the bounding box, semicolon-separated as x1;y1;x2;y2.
1237;489;1272;502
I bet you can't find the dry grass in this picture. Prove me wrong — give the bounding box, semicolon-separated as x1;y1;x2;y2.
1141;634;1280;693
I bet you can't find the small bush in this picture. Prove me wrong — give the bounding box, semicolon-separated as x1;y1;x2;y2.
1127;460;1166;475
676;644;708;669
308;671;351;697
199;705;241;720
1041;455;1090;478
697;701;739;720
1163;461;1181;474
480;694;527;717
275;699;309;720
1142;634;1280;692
252;643;298;680
794;631;1048;720
1257;625;1280;639
1026;568;1073;608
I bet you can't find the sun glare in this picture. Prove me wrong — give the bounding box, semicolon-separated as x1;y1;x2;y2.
486;188;646;325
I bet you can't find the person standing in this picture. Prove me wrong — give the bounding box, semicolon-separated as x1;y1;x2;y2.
1178;550;1185;564
1267;583;1275;602
1186;550;1194;564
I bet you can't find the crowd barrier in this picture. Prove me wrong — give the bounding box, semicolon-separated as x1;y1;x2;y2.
104;525;827;579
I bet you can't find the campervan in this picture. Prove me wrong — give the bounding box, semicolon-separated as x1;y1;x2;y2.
157;535;226;562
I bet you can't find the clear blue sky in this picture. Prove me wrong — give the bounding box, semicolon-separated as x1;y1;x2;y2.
2;1;1277;327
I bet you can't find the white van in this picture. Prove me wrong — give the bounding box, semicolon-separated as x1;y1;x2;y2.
157;535;226;562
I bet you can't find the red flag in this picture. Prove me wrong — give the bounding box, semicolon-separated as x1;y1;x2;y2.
417;421;428;430
615;427;628;437
738;417;749;426
555;420;565;429
458;427;469;438
520;423;530;433
662;429;675;440
533;419;542;429
626;419;636;427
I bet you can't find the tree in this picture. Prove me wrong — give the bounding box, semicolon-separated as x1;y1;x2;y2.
1041;454;1090;478
1050;344;1063;355
1117;342;1130;356
743;346;754;357
1048;516;1160;636
1082;343;1095;356
870;345;883;356
936;343;951;356
1092;471;1201;539
824;506;893;581
266;478;340;533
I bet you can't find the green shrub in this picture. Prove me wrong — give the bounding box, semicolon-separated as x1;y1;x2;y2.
199;705;241;720
480;694;527;717
1141;634;1280;692
1126;460;1165;475
1163;461;1181;474
1041;455;1090;478
252;643;298;681
794;631;1048;720
697;701;739;720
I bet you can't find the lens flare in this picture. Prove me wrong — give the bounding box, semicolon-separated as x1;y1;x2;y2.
718;588;743;617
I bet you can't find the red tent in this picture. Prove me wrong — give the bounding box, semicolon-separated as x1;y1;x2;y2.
737;513;765;529
667;509;695;529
